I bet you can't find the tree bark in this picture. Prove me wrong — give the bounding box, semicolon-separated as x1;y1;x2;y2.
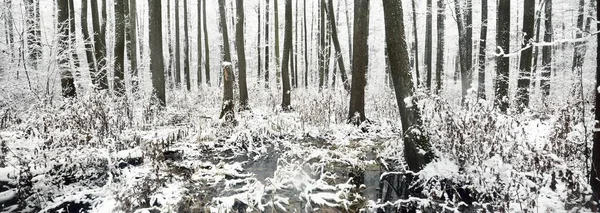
318;0;325;89
425;0;432;90
91;0;108;90
383;0;433;172
348;0;369;125
4;0;15;62
68;0;80;70
275;0;281;87
258;0;262;85
174;0;181;86
203;0;210;85
410;0;420;86
149;0;165;105
454;0;473;103
58;0;76;98
344;0;352;66
590;0;600;199
236;0;249;110
219;64;235;122
265;0;271;88
281;0;292;110
183;0;190;90
114;0;126;95
435;0;444;94
26;0;41;68
304;0;308;88
81;0;97;85
516;0;535;111
197;0;202;87
495;0;510;113
477;0;487;100
571;0;588;97
325;0;350;91
541;0;552;98
128;0;139;92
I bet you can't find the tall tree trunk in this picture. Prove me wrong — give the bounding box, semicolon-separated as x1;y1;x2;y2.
203;0;210;85
197;0;202;87
383;0;433;172
81;0;97;85
435;0;444;94
541;0;552;98
265;0;270;88
258;0;262;84
425;0;433;89
590;0;600;199
174;0;181;86
304;0;308;88
58;0;76;98
4;0;15;62
26;0;41;68
571;0;588;97
477;0;487;100
149;0;165;105
68;0;80;71
325;0;350;91
344;0;352;66
348;0;369;125
454;0;473;103
129;0;139;92
516;0;535;111
183;0;190;90
495;0;510;113
219;64;235;122
294;0;299;88
114;0;126;95
318;0;325;89
166;0;172;83
218;0;232;64
236;0;249;110
91;0;108;90
281;0;292;110
275;0;281;87
410;0;420;86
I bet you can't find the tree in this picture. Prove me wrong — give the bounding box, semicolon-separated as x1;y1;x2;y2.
515;0;534;111
114;0;126;95
25;0;41;68
571;0;590;97
218;0;233;85
590;0;600;198
197;0;202;87
318;0;325;89
167;0;172;83
203;0;210;85
495;0;510;113
344;0;352;66
174;0;181;86
383;0;433;172
149;0;165;105
348;0;369;125
91;0;108;90
219;64;235;122
265;0;270;88
541;0;552;98
435;0;444;94
236;0;250;110
258;0;262;85
4;0;15;62
303;0;308;88
81;0;97;85
425;0;433;90
325;0;350;91
454;0;473;103
183;0;190;90
68;0;81;70
128;0;139;92
410;0;420;86
280;0;292;110
275;0;281;87
477;0;487;100
58;0;76;98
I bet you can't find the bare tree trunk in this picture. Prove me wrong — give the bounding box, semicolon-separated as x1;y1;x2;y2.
454;0;473;103
183;0;190;90
203;0;210;85
325;0;350;91
281;0;292;110
344;0;352;66
218;0;232;63
571;0;588;97
236;0;250;110
197;0;202;87
425;0;432;89
495;0;510;113
81;0;97;84
26;0;41;68
128;0;139;92
265;0;270;88
68;0;81;71
477;0;487;100
219;64;235;122
58;0;76;98
4;0;15;63
410;0;420;86
175;0;181;86
348;0;369;125
149;0;165;105
515;0;535;111
318;0;325;89
383;0;433;172
435;0;444;94
167;0;172;83
114;0;126;95
258;0;262;84
275;0;281;87
91;0;108;90
541;0;552;98
304;0;308;88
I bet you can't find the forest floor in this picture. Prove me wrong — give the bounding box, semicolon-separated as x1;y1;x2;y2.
0;86;595;212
